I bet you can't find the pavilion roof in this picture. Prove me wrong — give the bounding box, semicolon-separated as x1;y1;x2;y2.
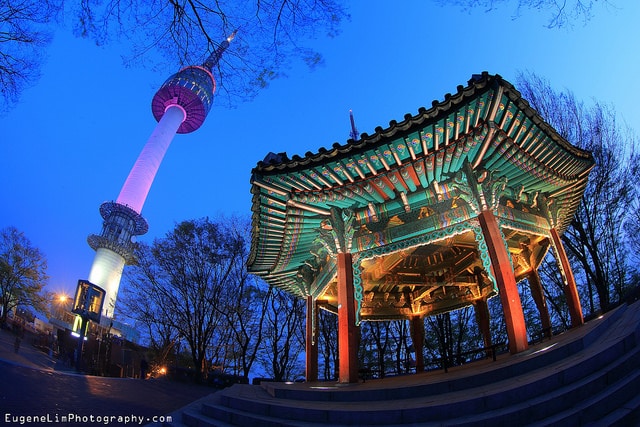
248;72;594;299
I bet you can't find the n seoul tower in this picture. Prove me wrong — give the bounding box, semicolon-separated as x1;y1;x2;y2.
85;31;236;317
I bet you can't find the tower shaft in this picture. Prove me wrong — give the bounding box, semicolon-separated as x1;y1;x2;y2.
117;106;185;213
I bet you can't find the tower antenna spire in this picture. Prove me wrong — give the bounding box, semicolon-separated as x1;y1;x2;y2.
203;29;238;70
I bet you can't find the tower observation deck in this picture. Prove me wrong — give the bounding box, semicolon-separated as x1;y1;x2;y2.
85;32;236;317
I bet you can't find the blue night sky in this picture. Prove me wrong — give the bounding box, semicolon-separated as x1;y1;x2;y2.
1;2;638;302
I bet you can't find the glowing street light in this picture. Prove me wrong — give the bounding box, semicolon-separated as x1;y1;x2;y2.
49;293;72;319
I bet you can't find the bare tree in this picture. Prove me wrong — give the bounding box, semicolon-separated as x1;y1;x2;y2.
317;307;338;380
536;256;573;327
0;226;49;325
139;313;180;372
1;1;347;110
217;279;270;378
440;0;612;28
360;320;392;377
0;0;61;112
389;320;413;375
258;289;305;381
626;197;640;284
67;0;348;106
426;313;453;368
424;308;479;368
214;216;271;379
121;217;246;380
517;71;639;312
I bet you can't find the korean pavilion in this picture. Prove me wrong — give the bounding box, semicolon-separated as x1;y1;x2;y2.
248;72;594;383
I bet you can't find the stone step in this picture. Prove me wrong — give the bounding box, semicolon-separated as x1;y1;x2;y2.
203;343;640;426
183;403;232;427
180;301;640;426
445;345;640;427
193;366;640;427
529;367;640;427
587;390;640;427
263;303;629;403
219;304;637;404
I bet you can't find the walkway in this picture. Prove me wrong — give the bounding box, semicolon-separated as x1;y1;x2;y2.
0;327;215;426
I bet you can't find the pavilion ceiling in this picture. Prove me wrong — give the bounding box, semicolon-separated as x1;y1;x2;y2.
248;72;594;320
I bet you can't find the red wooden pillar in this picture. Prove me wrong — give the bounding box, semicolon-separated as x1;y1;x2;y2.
478;210;528;354
473;298;492;355
410;316;425;373
550;228;584;327
305;295;318;382
337;252;359;383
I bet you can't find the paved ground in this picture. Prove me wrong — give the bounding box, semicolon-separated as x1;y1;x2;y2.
0;327;215;426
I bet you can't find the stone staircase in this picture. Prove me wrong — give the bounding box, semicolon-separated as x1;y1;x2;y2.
174;300;640;426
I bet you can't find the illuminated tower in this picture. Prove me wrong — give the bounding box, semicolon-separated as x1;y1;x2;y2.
85;32;236;317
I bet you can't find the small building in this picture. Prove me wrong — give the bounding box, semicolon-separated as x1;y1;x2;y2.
248;73;594;383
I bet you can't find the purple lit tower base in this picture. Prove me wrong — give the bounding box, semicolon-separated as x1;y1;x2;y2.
85;32;236;317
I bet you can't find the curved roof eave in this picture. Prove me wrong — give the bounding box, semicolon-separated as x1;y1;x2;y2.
247;72;595;277
252;72;593;176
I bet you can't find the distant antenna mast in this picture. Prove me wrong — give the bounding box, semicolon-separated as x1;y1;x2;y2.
349;109;359;141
